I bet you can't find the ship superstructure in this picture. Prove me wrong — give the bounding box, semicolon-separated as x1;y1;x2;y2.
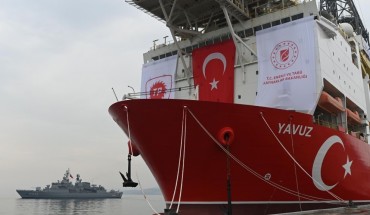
127;0;370;122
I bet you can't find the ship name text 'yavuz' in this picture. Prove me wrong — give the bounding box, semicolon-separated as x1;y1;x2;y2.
278;123;313;137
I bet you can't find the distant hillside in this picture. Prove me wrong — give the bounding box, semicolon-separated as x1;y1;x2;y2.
123;187;162;195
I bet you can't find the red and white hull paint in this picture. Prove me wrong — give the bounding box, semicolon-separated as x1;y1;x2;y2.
109;99;370;214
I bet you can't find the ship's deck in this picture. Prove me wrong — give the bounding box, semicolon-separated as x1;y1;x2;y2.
125;0;300;38
126;0;222;26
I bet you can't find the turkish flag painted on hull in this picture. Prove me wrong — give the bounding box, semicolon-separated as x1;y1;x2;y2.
192;39;235;103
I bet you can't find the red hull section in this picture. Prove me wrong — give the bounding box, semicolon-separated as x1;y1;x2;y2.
109;99;370;214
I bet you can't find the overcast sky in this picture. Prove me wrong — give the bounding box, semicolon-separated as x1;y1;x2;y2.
1;0;369;198
0;0;170;198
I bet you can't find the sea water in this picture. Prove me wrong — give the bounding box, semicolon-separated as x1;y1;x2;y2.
0;195;165;215
3;196;370;215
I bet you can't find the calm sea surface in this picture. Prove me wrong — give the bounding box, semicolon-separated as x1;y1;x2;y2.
4;196;370;215
0;195;165;215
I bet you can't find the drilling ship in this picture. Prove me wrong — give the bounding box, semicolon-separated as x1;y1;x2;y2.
109;0;370;214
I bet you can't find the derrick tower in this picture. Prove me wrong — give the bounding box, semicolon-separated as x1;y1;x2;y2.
319;0;369;45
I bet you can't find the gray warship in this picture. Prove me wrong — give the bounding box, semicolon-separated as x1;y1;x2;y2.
16;169;123;199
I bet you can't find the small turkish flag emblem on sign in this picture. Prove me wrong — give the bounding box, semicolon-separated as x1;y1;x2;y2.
145;75;172;99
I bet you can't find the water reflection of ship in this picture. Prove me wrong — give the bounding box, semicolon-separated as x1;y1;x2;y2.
49;199;106;213
16;169;122;199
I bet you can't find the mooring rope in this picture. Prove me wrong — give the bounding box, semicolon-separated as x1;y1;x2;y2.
186;108;346;204
169;108;184;209
289;117;303;211
124;106;160;215
259;112;346;204
177;106;188;213
136;173;160;215
169;106;187;211
124;106;134;156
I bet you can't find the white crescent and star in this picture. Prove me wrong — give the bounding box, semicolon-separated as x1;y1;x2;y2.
209;78;219;90
202;52;227;90
312;135;353;191
343;156;353;177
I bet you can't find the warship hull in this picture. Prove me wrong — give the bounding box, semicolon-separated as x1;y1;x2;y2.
16;190;122;199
